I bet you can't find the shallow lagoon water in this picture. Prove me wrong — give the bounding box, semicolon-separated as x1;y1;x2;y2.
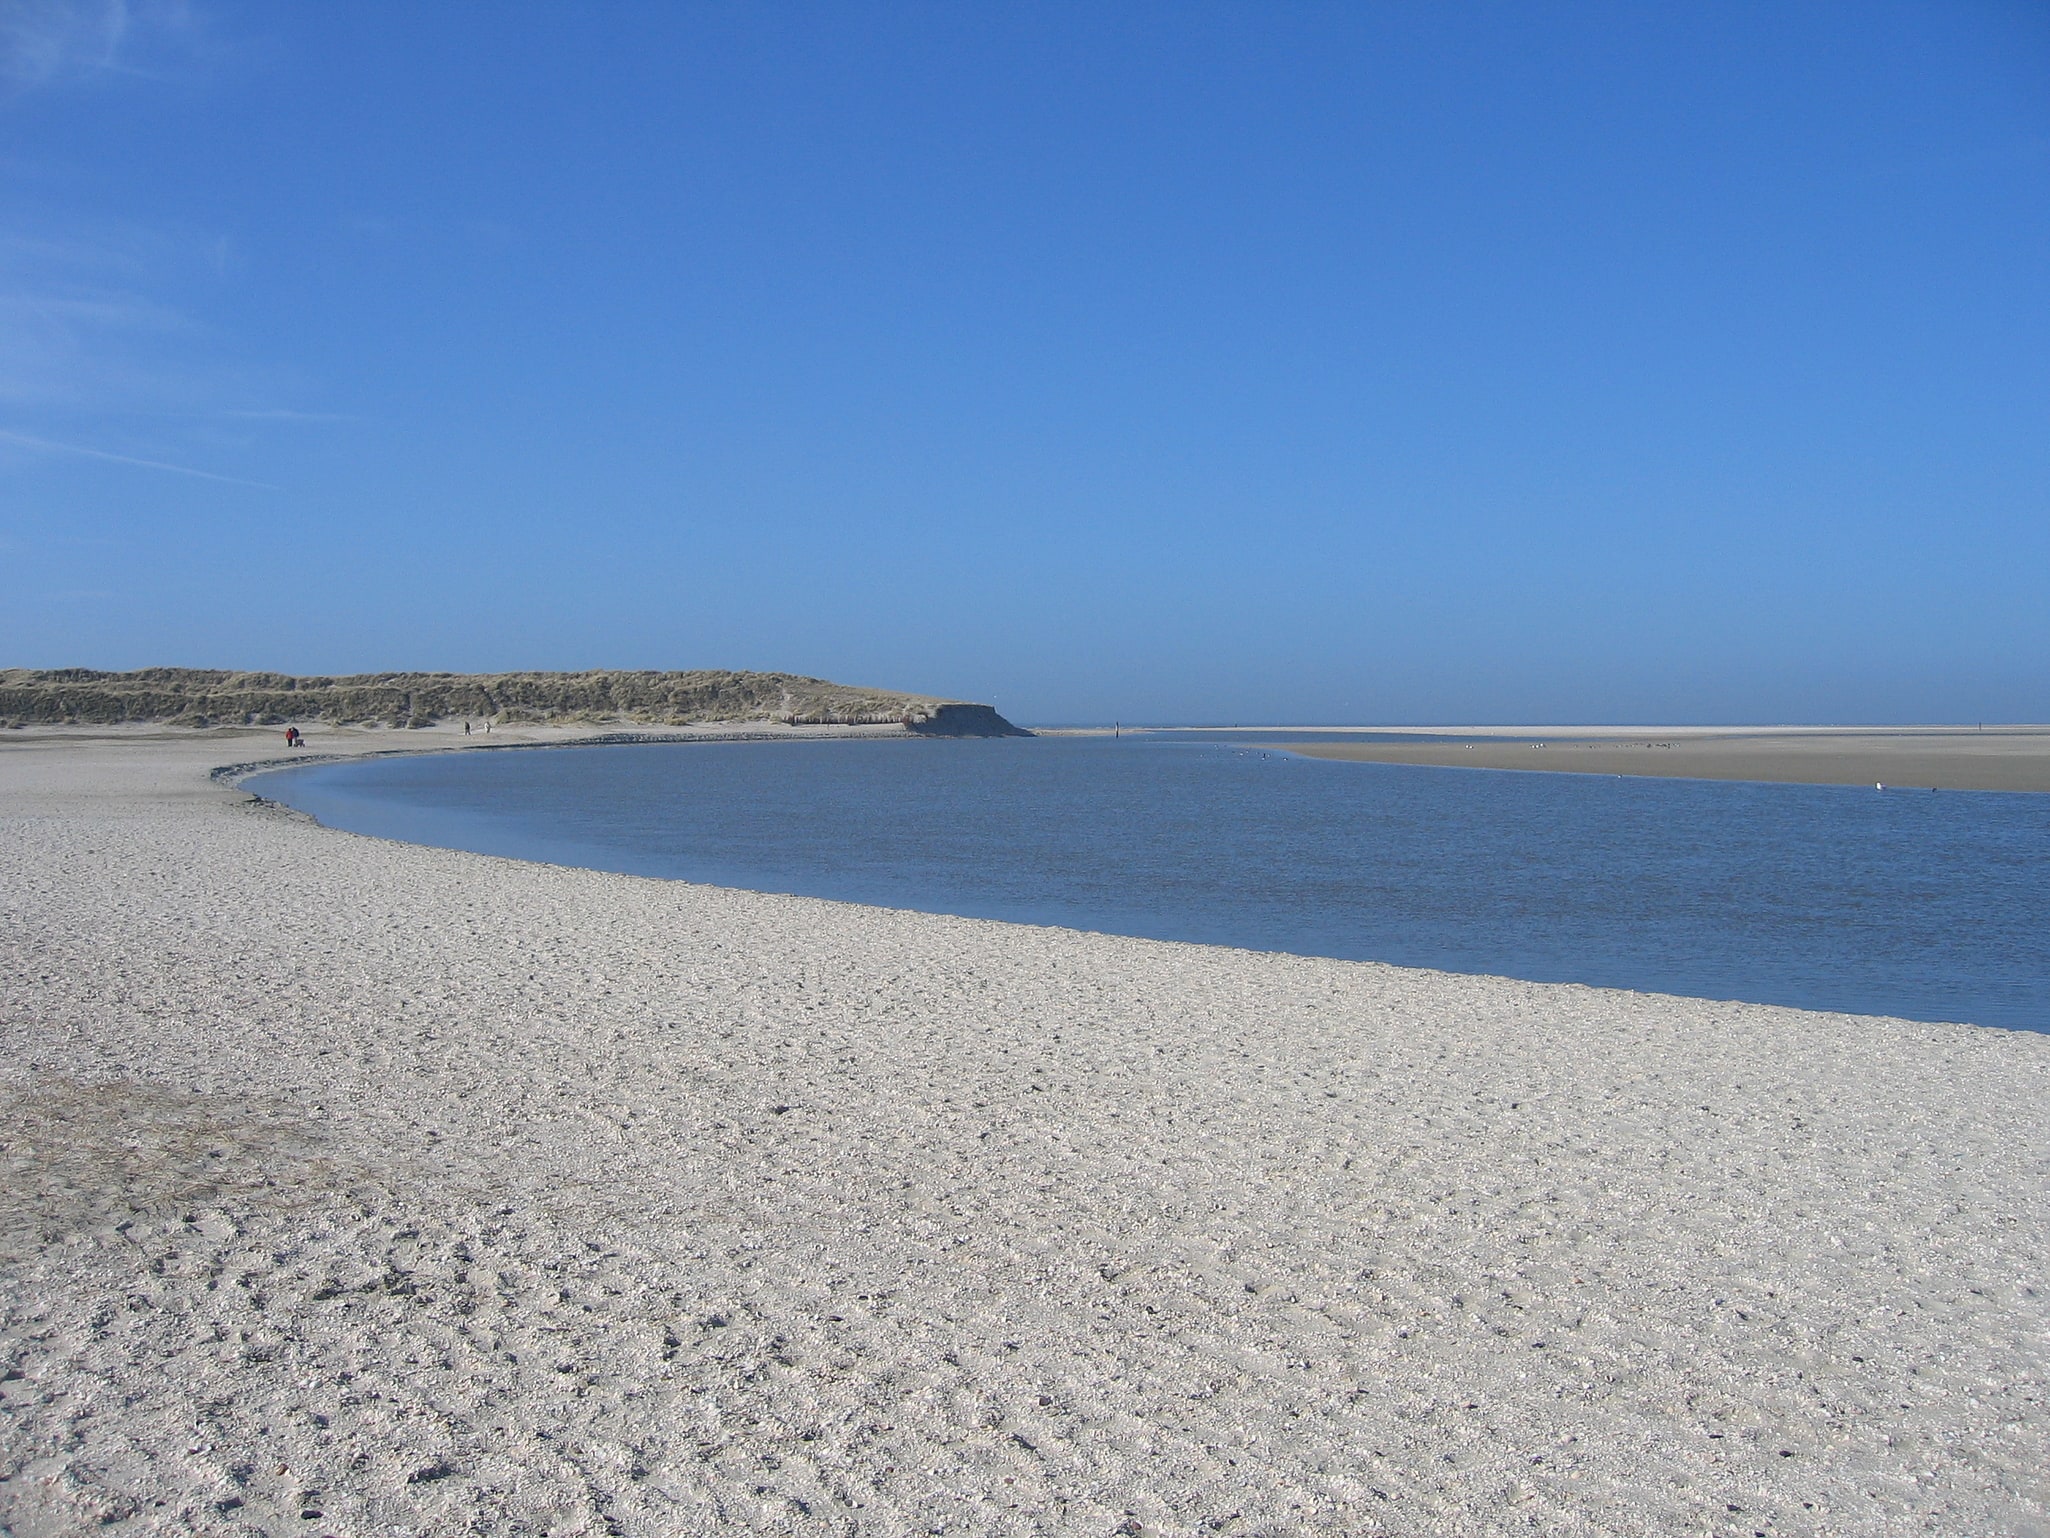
250;735;2050;1031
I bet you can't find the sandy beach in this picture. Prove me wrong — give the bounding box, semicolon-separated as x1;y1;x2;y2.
1240;726;2050;794
3;727;2046;1537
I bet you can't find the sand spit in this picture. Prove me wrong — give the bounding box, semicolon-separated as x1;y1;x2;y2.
2;729;2046;1537
1239;726;2050;794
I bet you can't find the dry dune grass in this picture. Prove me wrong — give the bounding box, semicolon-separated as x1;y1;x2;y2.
0;667;1016;732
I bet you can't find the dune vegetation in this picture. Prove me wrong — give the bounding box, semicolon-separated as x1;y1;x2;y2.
0;667;1023;734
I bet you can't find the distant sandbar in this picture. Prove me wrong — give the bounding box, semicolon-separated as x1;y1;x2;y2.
1248;726;2050;793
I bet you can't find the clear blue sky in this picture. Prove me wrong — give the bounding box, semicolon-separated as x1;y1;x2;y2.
4;2;2046;724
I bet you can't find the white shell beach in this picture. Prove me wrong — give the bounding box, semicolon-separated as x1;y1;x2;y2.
3;726;2046;1536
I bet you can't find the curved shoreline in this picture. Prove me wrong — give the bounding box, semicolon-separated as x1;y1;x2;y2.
235;728;2049;1034
207;719;952;793
3;726;2047;1534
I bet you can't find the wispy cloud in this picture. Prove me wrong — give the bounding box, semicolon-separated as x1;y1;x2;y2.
0;426;278;489
1;1;202;91
0;3;317;490
23;586;117;603
0;254;220;413
211;407;357;424
0;0;127;86
0;223;334;426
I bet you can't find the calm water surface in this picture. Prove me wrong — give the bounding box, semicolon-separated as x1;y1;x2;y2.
249;736;2049;1031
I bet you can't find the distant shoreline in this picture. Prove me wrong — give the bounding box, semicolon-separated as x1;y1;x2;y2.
1222;725;2050;794
1030;723;2050;793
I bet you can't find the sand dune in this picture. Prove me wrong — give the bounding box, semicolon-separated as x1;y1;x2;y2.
2;727;2045;1535
0;667;1026;736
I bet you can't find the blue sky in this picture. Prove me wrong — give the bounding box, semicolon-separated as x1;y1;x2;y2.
4;1;2046;724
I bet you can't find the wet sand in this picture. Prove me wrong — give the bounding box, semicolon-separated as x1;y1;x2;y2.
3;726;2047;1535
1262;726;2050;793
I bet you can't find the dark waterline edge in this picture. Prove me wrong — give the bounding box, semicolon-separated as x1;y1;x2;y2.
211;725;963;791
